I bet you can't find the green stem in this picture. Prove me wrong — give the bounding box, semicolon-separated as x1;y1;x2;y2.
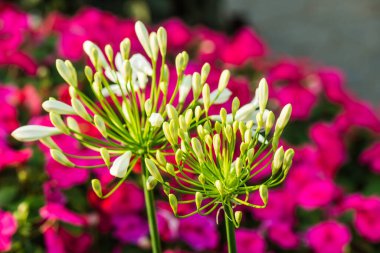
225;210;237;253
141;157;162;253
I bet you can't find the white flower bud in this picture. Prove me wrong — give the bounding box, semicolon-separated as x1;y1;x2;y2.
91;179;103;198
235;157;243;177
283;148;295;169
272;146;284;175
149;32;159;62
110;151;132;178
156;150;166;165
275;104;292;131
50;149;74;167
120;38;131;60
49;112;69;135
192;72;202;99
145;158;164;183
149;113;164;127
84;66;93;83
168;194;178;215
66;117;80;133
83;40;108;68
195;106;202;122
195;192;203;210
56;59;76;87
218;69;230;92
157;27;167;56
213;134;221;157
258;78;268;113
11;125;61;142
215;180;224;195
144;98;152;116
202;84;211;111
146;176;158;191
71;98;92;122
247;148;255;164
166;104;178;122
104;44;114;65
185;109;193;127
201;63;210;84
166;163;175;176
135;21;152;58
100;148;110;168
198;173;206;185
94;115;107;138
259;185;268;205
265;111;275;136
40;137;60;150
191;138;204;163
42;99;75;115
179;75;192;103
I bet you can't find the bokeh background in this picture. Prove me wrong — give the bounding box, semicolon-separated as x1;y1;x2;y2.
1;0;380;252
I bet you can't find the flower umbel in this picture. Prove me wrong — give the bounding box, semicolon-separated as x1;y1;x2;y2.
148;79;294;228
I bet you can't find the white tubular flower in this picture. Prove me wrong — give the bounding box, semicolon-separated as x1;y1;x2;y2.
135;21;152;58
211;88;232;104
83;40;109;68
130;53;153;76
179;75;192;103
149;113;164;127
110;151;132;178
42;99;75;115
258;78;269;113
11;125;62;142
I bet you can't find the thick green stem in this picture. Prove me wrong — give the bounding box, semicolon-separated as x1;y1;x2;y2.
225;211;237;253
141;158;162;253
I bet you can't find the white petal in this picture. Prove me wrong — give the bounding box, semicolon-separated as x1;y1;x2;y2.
42;100;75;115
104;68;118;83
235;103;258;122
211;88;232;104
11;125;62;142
149;113;164;127
83;40;109;68
101;84;125;97
137;72;148;89
110;151;132;178
114;53;124;72
130;53;153;76
179;75;192;103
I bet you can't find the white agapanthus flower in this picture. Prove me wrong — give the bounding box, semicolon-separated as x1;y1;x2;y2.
110;151;132;178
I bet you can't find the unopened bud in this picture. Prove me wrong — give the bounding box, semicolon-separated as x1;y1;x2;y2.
195;106;202;122
166;163;175;176
156;150;166;165
145;158;164;183
191;138;204;163
202;84;211;111
235;211;243;226
215;180;224;195
195;192;203;210
135;21;152;58
149;32;159;61
235;157;243;177
104;44;114;65
265;111;275;136
218;70;230;92
232;97;240;118
220;108;227;124
198;173;205;185
99;148;110;168
91;179;103;198
157;27;167;56
192;72;202;99
50;149;74;167
120;38;131;60
283;148;295;169
201;63;210;84
166;104;178;122
275;104;292;131
144;99;152;116
40;137;60;150
71;98;92;122
247;148;255;164
168;194;178;215
258;78;268;113
94;115;107;138
49;112;69;135
146;176;158;191
259;185;268;205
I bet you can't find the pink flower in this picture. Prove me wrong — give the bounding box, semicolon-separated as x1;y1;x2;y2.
221;27;267;66
360;141;380;173
40;203;87;226
306;221;351;253
343;194;380;242
179;215;219;251
0;210;18;252
267;222;299;249
157;208;179;242
88;182;144;215
111;214;149;245
43;227;92;253
161;18;192;52
194;26;228;64
236;229;266;253
297;179;337;210
317;68;352;105
309;122;346;178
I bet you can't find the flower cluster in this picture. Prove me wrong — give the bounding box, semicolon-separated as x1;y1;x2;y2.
1;3;380;253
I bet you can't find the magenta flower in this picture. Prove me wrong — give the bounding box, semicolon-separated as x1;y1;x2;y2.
0;210;17;252
221;27;267;66
343;194;380;242
235;229;266;253
360;141;380;173
112;214;149;245
157;208;179;242
267;222;299;249
40;203;87;226
161;18;192;52
194;26;228;64
43;227;92;253
297;179;337;209
306;221;351;253
179;215;219;251
309;122;346;178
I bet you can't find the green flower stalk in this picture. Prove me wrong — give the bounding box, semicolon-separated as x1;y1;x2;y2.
146;79;294;253
11;21;234;253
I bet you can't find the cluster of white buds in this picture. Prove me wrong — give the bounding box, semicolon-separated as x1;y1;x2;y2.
11;21;234;198
146;79;294;227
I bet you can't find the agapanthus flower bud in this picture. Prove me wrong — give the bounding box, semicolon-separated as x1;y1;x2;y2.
146;176;158;191
110;151;132;178
11;125;61;142
149;112;164;127
100;148;111;168
149;32;159;62
157;27;167;56
265;111;275;136
135;21;152;58
201;63;210;84
120;38;131;60
275;104;292;131
166;104;178;122
94;115;107;138
71;98;92;122
192;72;202;99
91;179;103;198
191;138;205;163
166;163;175;176
168;194;178;215
272;146;284;175
232;97;240;118
49;112;69;135
42;99;75;115
144;99;152;116
283;148;295;169
198;174;205;185
50;149;75;167
215;180;224;195
218;70;230;93
258;78;268;113
66;117;80;134
145;158;164;183
235;211;243;226
105;44;114;65
202;84;211;111
195;192;203;210
56;59;77;87
40;137;60;150
235;157;243;177
179;75;192;103
259;185;268;206
84;66;93;83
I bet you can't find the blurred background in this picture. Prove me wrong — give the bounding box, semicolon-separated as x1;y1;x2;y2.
11;0;380;102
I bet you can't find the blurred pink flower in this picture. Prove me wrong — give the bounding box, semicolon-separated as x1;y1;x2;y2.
161;18;192;52
306;221;351;253
40;203;87;226
297;179;337;210
157;209;179;242
343;194;380;243
235;229;266;253
43;227;92;253
221;27;267;66
194;26;228;64
179;215;219;251
0;210;17;252
310;122;346;178
111;214;149;245
267;222;299;249
360;141;380;173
